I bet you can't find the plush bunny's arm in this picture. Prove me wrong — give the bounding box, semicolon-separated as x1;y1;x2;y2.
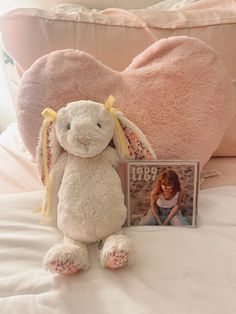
44;152;68;224
104;146;120;170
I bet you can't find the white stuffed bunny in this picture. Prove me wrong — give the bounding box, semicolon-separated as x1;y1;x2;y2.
37;96;156;275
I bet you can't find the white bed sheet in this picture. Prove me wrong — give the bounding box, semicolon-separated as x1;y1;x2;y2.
0;186;236;314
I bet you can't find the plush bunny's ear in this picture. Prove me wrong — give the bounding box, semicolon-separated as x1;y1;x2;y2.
114;111;157;160
36;108;63;223
36;108;62;184
36;122;53;185
104;96;156;160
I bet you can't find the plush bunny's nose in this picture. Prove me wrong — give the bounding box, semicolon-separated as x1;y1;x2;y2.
76;134;91;145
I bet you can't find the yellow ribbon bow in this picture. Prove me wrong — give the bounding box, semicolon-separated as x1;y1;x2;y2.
104;95;130;159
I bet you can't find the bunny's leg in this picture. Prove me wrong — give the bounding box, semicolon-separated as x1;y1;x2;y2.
99;234;134;269
43;237;89;275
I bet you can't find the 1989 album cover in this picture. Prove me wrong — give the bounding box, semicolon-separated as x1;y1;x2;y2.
119;160;200;227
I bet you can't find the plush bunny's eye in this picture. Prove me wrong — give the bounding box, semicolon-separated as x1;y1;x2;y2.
97;123;101;129
67;122;71;130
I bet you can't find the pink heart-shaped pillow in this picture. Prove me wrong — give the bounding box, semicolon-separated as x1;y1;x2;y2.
16;36;233;169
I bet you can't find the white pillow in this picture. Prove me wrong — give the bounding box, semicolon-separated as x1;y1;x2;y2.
148;0;199;10
56;0;164;10
53;0;199;13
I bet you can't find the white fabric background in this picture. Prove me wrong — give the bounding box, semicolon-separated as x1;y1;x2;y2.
0;186;236;314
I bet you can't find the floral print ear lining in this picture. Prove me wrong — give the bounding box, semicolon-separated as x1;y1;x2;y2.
38;122;53;185
122;125;154;160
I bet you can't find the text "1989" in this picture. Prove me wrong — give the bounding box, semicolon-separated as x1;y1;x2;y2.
131;166;158;182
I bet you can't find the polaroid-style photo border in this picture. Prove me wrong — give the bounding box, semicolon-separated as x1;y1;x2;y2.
123;160;200;228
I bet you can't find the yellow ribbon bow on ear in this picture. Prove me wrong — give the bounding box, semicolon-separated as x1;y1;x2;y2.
104;95;130;159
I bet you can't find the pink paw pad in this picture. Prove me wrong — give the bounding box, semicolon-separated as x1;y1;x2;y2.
49;260;80;275
105;250;129;269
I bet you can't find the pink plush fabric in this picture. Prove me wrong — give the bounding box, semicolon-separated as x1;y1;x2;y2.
16;36;234;169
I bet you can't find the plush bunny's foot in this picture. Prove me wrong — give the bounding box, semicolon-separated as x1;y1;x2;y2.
49;259;80;275
100;234;134;269
43;242;89;275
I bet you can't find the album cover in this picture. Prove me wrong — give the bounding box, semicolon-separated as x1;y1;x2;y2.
119;160;200;227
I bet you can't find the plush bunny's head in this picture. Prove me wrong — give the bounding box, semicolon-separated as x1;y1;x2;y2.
55;100;114;158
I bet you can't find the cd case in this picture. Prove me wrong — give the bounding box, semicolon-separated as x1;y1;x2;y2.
119;160;200;227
